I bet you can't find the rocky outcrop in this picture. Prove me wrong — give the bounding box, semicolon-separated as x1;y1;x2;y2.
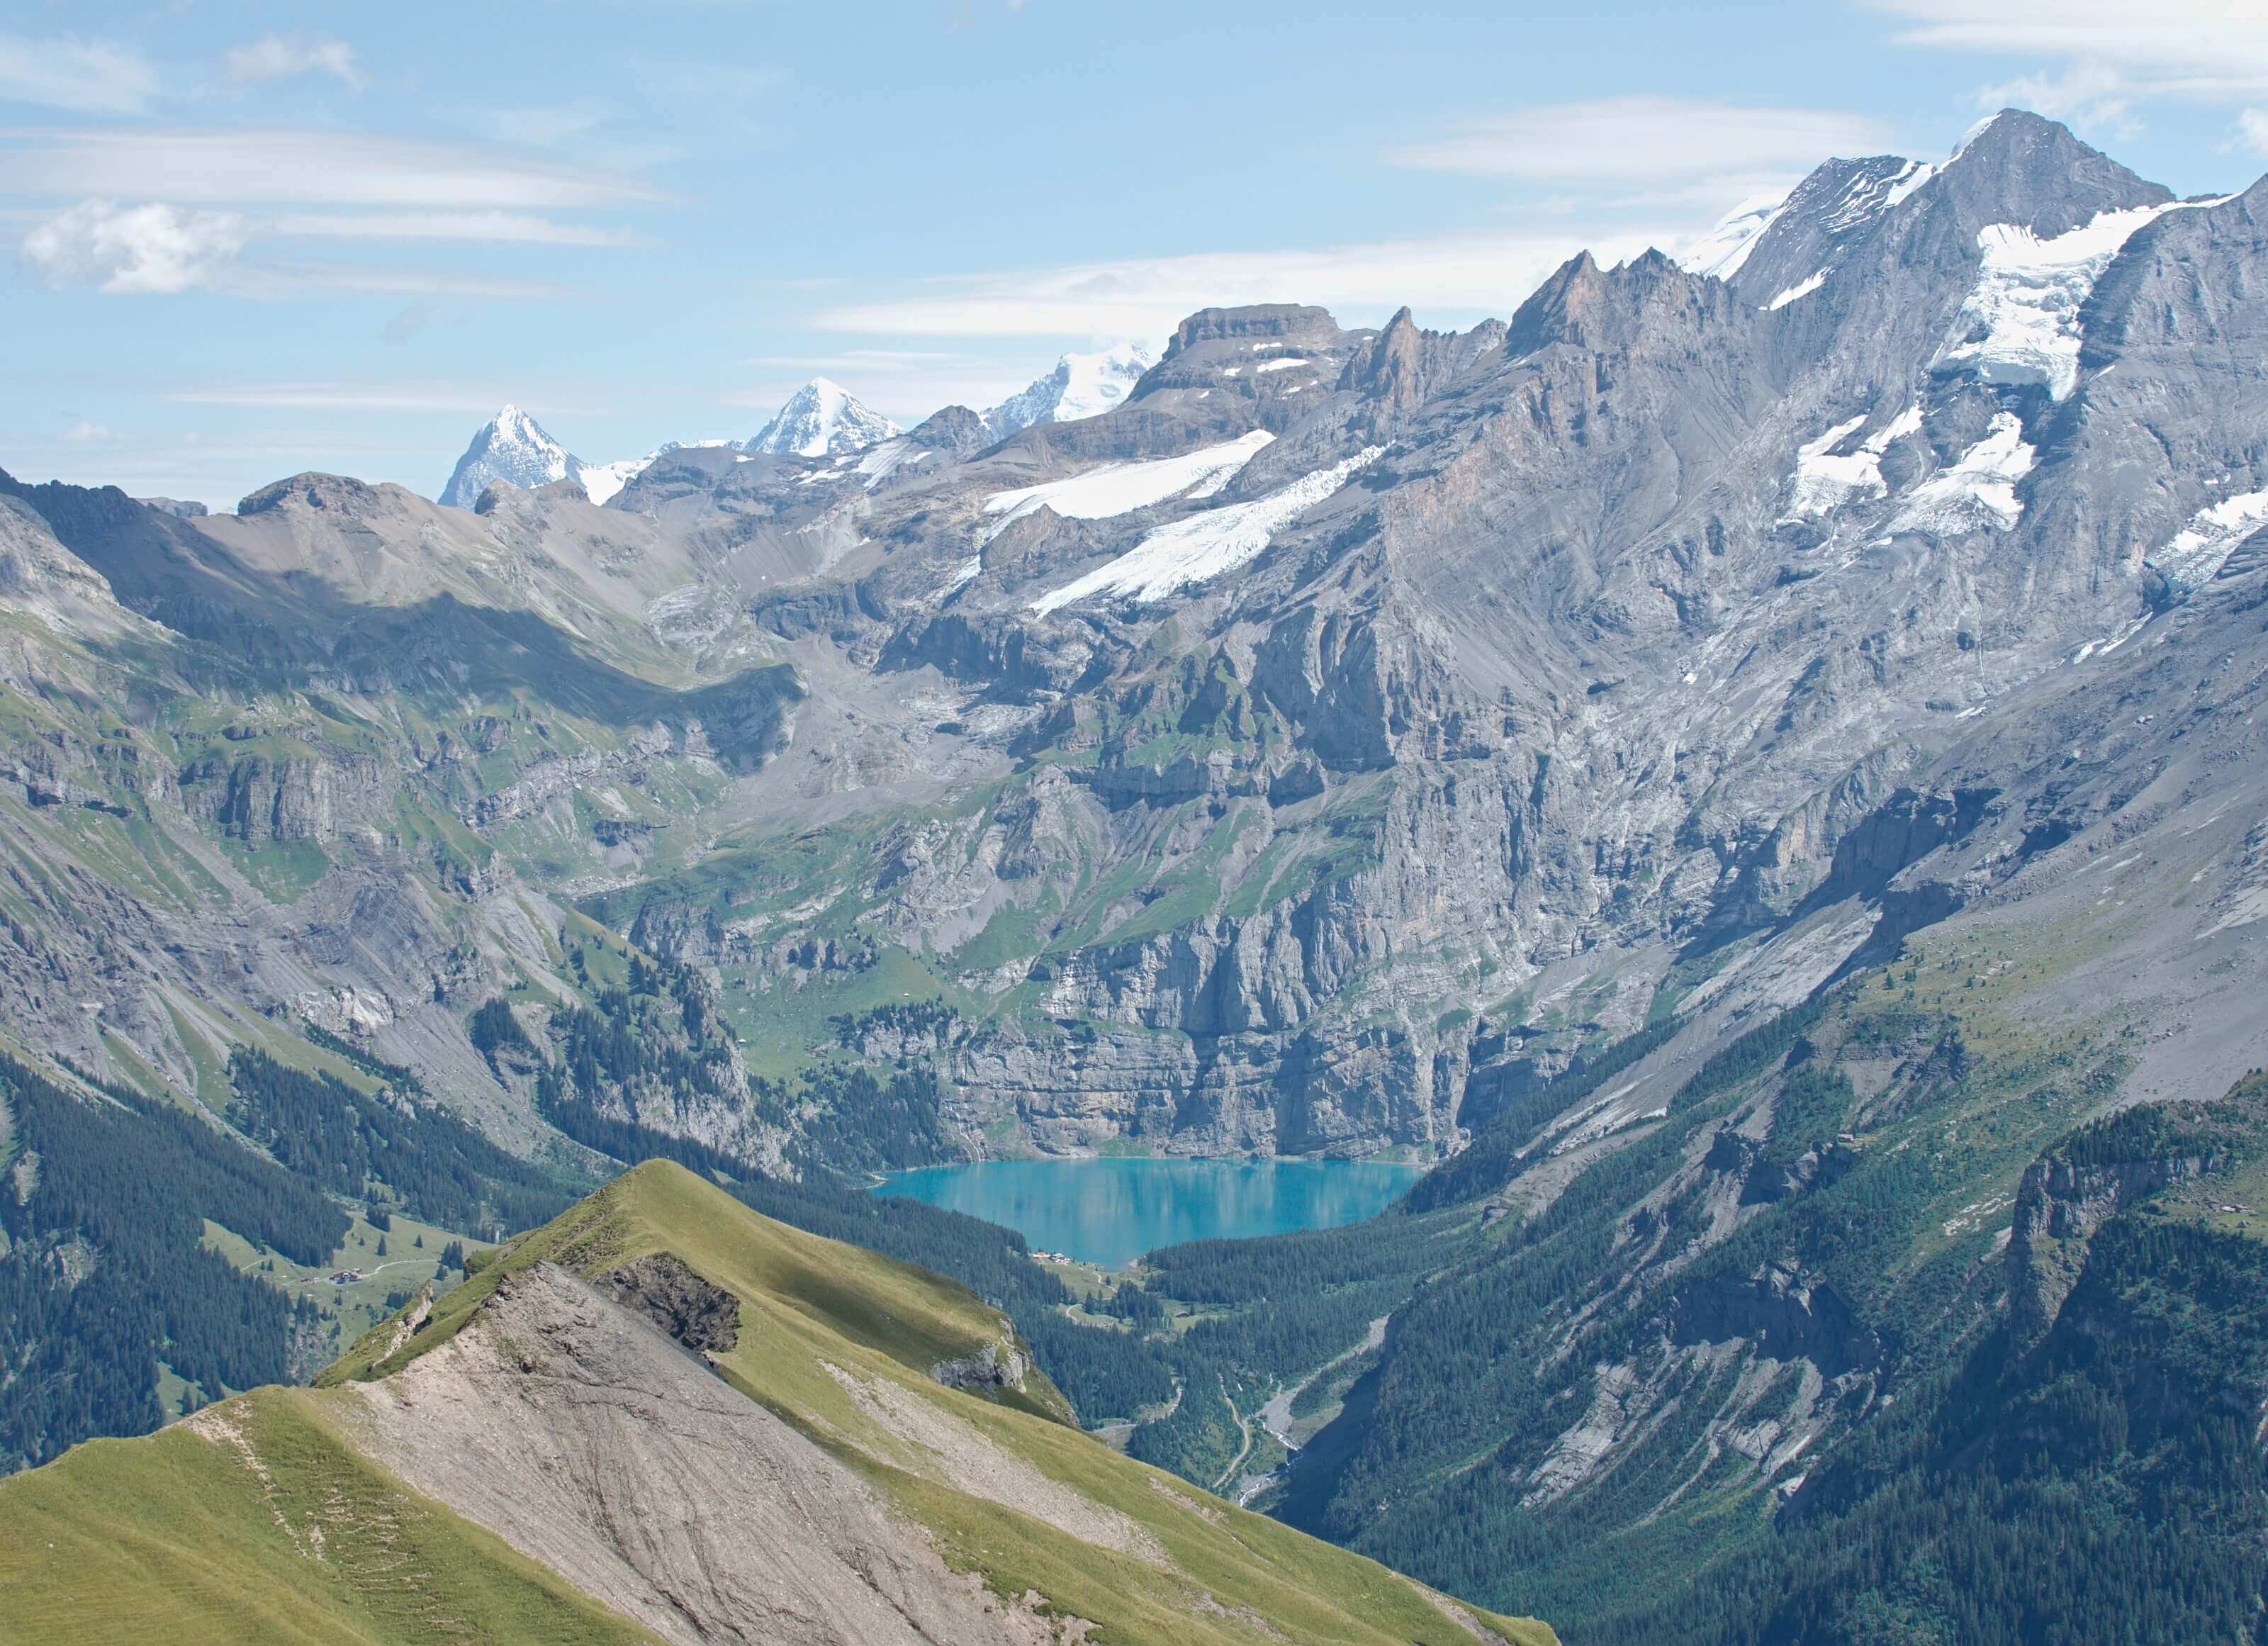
606;1253;741;1355
905;405;994;461
2006;1150;2216;1339
931;1333;1035;1396
1673;1266;1885;1379
176;744;394;844
380;1282;435;1360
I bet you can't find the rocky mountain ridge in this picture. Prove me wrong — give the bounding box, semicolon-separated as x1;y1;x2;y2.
0;111;2260;1182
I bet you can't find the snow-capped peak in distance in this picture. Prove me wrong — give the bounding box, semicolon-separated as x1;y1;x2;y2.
439;404;579;508
984;342;1159;440
580;439;739;505
742;378;899;458
439;408;734;508
1680;191;1791;281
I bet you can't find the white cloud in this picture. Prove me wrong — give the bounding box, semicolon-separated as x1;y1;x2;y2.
1975;61;2141;133
220;33;365;92
1387;97;1891;201
63;419;115;443
2240;109;2268;156
812;226;1673;341
0;33;158;116
21;200;247;293
4;128;658;210
1869;1;2268;115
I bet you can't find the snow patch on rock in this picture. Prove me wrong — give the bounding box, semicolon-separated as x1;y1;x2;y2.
1890;413;2036;534
2148;489;2268;594
1767;271;1828;311
1786;406;1920;517
1031;444;1382;615
982;430;1273;542
853;438;936;490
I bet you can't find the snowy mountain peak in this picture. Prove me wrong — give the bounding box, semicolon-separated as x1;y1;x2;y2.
984;342;1158;440
1680;191;1791;281
440;405;579;508
437;409;731;508
743;378;899;458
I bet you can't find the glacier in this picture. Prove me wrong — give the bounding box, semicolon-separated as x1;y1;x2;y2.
981;430;1274;542
1890;413;2036;534
1030;445;1383;615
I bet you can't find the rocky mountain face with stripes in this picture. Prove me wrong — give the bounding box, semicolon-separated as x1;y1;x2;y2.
1;109;2263;1174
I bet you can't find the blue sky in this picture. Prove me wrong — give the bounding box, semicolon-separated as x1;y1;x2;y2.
4;1;2265;507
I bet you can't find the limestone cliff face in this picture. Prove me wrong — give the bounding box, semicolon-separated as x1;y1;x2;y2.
176;744;395;844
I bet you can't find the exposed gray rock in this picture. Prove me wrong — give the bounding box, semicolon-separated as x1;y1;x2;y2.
347;1262;1077;1646
607;1253;741;1355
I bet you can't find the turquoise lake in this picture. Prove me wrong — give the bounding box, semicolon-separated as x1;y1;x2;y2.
872;1157;1427;1268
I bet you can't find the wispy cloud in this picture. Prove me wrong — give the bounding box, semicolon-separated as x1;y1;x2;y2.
0;32;159;116
19;198;624;296
1870;0;2268;89
745;349;983;370
238;266;572;301
1387;96;1891;204
726;349;1039;420
1868;1;2268;133
459;60;783;170
477;102;619;149
3;128;661;210
270;211;640;247
166;382;588;414
7;126;657;297
220;34;366;94
626;60;782;140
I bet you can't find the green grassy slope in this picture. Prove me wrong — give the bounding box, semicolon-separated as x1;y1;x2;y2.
0;1388;665;1646
2;1160;1556;1646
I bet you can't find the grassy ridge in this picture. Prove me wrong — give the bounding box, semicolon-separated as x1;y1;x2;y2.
6;1159;1556;1646
0;1388;663;1646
